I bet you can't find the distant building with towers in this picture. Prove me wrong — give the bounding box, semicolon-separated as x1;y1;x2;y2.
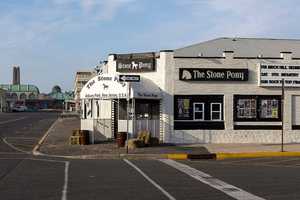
12;65;20;85
0;66;40;109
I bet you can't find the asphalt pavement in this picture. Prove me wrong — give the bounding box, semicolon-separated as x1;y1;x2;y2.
1;112;300;200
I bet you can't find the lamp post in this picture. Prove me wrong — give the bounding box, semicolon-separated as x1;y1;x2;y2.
281;78;284;152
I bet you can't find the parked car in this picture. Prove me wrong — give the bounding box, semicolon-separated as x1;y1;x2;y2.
12;105;28;112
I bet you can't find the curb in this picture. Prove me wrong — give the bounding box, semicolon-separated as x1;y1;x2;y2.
165;152;300;160
32;118;60;156
216;152;300;160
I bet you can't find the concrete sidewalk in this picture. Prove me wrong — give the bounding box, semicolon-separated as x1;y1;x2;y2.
37;117;300;159
37;117;210;158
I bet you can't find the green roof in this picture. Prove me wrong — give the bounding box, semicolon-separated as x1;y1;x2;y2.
49;92;73;101
0;84;39;94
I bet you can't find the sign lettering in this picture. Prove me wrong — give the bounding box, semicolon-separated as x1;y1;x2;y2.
179;68;248;81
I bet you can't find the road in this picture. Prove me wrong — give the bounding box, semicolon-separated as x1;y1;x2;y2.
1;112;300;200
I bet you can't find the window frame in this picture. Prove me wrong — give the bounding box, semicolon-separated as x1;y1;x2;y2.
236;98;257;119
193;102;205;121
234;95;282;122
210;103;222;121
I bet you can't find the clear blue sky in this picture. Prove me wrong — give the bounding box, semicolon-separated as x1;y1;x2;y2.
1;0;300;92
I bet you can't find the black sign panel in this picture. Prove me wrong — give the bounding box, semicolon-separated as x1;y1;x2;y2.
179;68;248;81
117;59;155;72
116;53;155;72
119;75;140;82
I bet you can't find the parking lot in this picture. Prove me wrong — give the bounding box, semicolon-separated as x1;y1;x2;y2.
1;113;300;200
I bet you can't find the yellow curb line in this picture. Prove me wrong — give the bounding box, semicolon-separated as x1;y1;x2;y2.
216;152;300;160
167;154;188;160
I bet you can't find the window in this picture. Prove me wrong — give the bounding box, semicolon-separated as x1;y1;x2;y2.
237;99;256;119
234;95;281;122
260;99;279;119
211;103;221;121
193;103;204;120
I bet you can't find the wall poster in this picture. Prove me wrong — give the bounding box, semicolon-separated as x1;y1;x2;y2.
260;99;279;119
177;98;190;118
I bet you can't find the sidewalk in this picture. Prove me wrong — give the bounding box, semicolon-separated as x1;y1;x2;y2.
38;117;300;159
38;117;210;158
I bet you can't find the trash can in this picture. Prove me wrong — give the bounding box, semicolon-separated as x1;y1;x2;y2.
117;132;127;147
80;130;90;145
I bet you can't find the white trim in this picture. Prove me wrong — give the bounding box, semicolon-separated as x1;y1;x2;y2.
234;121;282;125
174;120;224;122
193;102;204;121
210;103;222;121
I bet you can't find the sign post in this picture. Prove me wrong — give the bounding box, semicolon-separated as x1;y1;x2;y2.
126;82;130;154
119;74;140;154
281;78;285;152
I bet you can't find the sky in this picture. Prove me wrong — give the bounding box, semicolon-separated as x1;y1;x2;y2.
1;0;300;93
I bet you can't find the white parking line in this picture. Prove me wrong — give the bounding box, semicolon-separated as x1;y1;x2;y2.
160;159;265;200
62;161;70;200
0;117;27;125
123;159;176;200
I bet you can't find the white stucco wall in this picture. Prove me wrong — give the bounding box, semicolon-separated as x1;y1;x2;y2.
169;54;300;143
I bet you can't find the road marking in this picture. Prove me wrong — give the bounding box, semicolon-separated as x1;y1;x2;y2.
62;161;70;200
0;157;69;200
0;117;27;125
0;152;27;154
160;159;265;200
123;159;176;200
2;137;31;154
32;118;59;154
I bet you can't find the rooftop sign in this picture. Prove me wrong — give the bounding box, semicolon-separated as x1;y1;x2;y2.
116;53;155;72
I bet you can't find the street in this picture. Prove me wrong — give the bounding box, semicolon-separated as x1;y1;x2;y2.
1;113;300;200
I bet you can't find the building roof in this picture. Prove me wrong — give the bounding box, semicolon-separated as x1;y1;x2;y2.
174;37;300;58
49;91;74;101
0;84;39;93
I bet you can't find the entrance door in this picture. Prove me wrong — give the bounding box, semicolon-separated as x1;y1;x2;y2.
134;99;160;138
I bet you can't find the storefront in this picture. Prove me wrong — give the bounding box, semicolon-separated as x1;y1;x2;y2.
80;73;162;142
81;37;300;144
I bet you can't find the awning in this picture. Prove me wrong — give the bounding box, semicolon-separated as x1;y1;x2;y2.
80;74;162;100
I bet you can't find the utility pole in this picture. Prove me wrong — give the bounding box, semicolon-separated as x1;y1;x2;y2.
281;78;284;152
126;82;131;154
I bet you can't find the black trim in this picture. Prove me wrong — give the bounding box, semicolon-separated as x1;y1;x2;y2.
280;51;292;54
223;50;234;53
292;125;300;130
188;154;216;160
160;50;174;52
174;56;225;59
234;125;282;130
174;121;224;130
174;56;287;60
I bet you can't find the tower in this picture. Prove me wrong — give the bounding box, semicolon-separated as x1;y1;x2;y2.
12;66;20;85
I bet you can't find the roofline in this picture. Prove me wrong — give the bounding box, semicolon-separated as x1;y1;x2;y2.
175;37;300;52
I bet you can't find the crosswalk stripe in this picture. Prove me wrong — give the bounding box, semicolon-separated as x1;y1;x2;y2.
160;159;266;200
